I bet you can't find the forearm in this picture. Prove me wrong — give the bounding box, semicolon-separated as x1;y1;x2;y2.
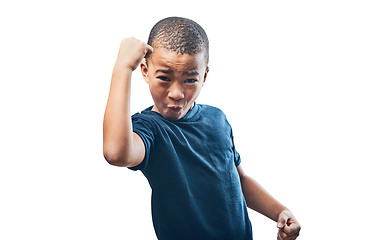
240;174;288;222
103;66;134;164
103;38;152;166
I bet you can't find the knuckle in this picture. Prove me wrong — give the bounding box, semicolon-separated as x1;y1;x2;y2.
277;230;285;240
285;228;293;235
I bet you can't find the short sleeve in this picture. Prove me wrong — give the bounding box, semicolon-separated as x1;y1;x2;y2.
128;113;156;171
231;128;241;167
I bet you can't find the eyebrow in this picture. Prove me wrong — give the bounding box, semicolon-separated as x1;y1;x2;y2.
155;69;172;74
183;71;199;76
155;69;199;76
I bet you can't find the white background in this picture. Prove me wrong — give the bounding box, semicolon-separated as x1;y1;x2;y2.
1;0;369;239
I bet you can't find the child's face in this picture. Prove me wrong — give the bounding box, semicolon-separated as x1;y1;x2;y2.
140;48;209;120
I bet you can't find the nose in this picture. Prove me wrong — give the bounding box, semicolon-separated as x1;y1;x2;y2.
168;83;184;101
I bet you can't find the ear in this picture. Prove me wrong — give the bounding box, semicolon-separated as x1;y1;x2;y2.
140;61;149;84
202;66;209;86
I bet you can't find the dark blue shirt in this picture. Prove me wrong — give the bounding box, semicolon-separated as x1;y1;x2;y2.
129;104;253;240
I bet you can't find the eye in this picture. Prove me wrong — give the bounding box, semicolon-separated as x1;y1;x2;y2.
184;79;197;83
158;76;170;82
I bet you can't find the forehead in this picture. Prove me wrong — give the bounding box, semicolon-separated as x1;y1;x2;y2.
148;48;206;72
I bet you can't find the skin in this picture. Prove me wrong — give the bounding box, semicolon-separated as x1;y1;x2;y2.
103;37;301;239
140;47;209;121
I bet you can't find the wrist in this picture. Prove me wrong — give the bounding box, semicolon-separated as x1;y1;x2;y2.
112;63;134;82
114;60;135;73
273;205;290;222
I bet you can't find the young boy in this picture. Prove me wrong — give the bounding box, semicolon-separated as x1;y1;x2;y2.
103;17;301;240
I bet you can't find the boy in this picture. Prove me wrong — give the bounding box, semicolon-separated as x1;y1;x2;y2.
103;17;301;240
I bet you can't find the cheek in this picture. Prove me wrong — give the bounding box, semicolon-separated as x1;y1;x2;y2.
149;80;168;99
185;85;202;100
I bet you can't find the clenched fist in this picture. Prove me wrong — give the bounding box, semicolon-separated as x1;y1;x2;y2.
115;37;153;71
277;210;301;240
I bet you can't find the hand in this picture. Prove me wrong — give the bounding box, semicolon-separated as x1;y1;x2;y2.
276;210;301;240
115;37;153;71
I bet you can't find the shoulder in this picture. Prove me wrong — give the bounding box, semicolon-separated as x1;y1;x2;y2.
198;104;228;119
132;106;158;122
131;107;161;133
198;104;225;115
132;111;152;125
196;104;231;130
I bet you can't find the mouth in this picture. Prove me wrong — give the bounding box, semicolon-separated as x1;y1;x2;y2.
167;106;182;113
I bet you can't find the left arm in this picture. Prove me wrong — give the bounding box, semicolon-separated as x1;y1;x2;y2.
237;165;286;221
237;165;301;239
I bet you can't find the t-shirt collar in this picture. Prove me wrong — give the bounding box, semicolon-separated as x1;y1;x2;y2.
143;102;199;122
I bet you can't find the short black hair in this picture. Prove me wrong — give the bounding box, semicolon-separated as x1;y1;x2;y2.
146;16;209;65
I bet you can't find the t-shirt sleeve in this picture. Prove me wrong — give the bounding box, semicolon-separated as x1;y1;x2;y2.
231;128;241;167
128;114;155;171
221;109;242;167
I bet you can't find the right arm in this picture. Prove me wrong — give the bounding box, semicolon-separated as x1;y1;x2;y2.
103;38;153;167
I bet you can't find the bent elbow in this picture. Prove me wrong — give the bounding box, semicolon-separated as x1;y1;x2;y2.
103;147;130;167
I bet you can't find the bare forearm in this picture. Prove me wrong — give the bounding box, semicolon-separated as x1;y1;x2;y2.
103;38;152;167
103;66;134;163
240;175;287;222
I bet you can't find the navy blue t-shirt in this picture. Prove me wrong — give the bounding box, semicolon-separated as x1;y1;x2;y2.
129;104;253;240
